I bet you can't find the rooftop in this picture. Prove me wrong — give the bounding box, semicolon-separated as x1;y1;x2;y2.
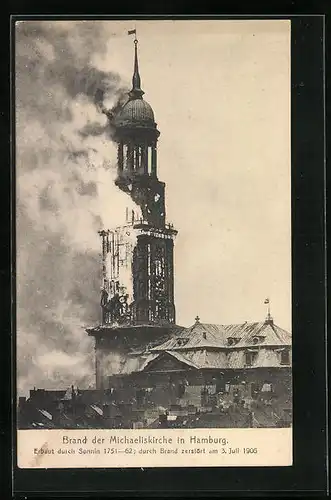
152;320;291;352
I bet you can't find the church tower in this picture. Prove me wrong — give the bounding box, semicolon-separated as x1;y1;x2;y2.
87;37;179;389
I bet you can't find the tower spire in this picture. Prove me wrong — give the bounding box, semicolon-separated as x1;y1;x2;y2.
264;297;273;325
129;35;144;100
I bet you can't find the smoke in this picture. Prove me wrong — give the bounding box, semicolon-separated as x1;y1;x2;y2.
16;20;133;396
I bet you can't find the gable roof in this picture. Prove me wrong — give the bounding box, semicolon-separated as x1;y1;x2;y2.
140;351;199;372
139;349;228;371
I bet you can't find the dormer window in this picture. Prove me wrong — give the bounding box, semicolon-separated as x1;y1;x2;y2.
251;335;265;345
202;332;207;340
227;337;240;346
177;338;188;347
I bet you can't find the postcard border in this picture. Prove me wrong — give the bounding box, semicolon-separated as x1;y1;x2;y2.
5;13;327;497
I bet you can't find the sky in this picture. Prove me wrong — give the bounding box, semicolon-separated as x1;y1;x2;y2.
16;19;291;393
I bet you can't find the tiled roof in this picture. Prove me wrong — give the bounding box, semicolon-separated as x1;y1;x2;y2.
152;321;291;351
151;322;228;351
223;322;291;347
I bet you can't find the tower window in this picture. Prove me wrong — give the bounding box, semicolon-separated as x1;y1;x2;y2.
141;145;147;173
280;349;290;365
118;143;124;171
127;144;134;170
147;147;153;175
245;350;258;367
134;146;143;171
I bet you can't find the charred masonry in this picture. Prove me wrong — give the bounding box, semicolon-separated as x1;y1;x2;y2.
18;37;292;429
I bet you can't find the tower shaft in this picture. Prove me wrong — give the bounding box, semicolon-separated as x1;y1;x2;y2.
98;36;177;328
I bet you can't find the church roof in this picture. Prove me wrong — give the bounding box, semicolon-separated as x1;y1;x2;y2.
132;320;292;372
151;320;291;351
223;322;292;347
151;322;228;351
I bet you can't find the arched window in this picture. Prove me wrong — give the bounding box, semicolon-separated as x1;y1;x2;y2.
147;146;153;174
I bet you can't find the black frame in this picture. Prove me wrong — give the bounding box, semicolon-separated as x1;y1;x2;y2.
1;12;326;498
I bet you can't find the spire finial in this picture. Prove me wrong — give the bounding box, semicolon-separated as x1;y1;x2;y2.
128;29;144;100
195;315;200;324
264;298;273;324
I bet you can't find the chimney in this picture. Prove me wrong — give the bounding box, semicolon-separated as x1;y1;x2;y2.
19;396;26;408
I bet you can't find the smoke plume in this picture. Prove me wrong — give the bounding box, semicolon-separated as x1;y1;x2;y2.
16;20;132;396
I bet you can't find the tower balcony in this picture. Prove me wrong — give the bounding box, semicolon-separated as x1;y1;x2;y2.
133;219;178;239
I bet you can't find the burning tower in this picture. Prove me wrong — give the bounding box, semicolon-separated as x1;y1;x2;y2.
87;37;180;389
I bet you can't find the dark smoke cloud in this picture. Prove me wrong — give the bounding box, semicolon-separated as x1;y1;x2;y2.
78;122;108;138
16;20;130;396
